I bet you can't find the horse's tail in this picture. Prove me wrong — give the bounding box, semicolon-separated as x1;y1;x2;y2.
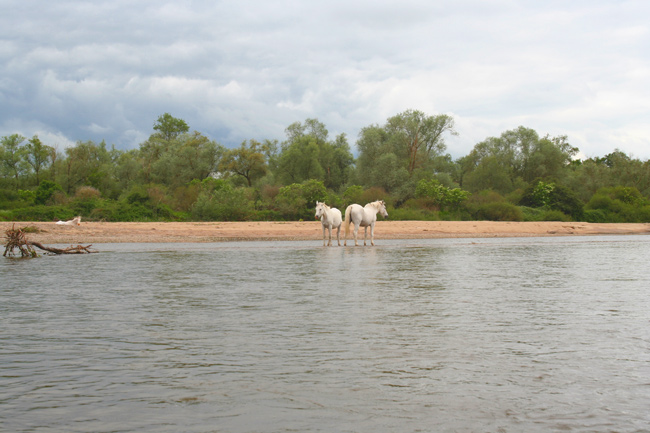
344;205;352;238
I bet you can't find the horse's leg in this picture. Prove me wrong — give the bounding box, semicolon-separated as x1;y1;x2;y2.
327;225;332;246
353;223;360;246
370;222;375;246
322;225;327;246
363;226;368;246
336;226;341;246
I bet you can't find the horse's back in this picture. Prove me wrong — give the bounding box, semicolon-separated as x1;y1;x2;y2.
331;208;342;227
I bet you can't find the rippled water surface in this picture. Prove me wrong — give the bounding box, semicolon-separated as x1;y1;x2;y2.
2;236;650;432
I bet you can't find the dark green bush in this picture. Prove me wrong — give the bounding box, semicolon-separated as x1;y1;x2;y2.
34;180;64;205
8;205;75;221
388;207;438;221
519;181;583;220
583;209;608;223
586;186;650;222
191;184;254;221
520;206;545;221
475;202;523;221
249;209;284;221
539;209;570;222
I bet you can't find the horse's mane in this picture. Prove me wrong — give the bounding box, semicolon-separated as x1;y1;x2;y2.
366;200;384;208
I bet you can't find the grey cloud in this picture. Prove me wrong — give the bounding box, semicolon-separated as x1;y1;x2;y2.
1;0;649;159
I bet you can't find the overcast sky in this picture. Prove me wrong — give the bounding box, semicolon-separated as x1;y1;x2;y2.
2;1;649;159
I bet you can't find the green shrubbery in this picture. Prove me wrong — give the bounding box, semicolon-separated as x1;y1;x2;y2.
3;114;650;225
585;186;650;222
519;181;583;220
474;202;523;221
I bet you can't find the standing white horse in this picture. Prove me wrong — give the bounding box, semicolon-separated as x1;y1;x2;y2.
315;201;342;246
343;200;388;246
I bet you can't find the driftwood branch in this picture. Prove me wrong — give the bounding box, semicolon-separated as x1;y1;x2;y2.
28;241;97;254
4;225;97;257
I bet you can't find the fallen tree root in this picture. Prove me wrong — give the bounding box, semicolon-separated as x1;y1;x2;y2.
4;225;97;257
28;241;97;255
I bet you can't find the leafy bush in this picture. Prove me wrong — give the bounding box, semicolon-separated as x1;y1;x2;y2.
474;202;523;221
17;189;36;204
125;187;150;205
34;180;64;205
388;206;439;221
359;186;389;207
415;179;470;210
520;206;545;221
343;185;364;206
74;186;102;200
249;209;284;221
7;205;75;222
539;210;570;221
519;181;583;220
583;209;608;223
191;182;254;221
273;180;327;220
586;186;650;222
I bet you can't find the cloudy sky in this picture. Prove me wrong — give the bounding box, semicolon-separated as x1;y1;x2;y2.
2;1;649;159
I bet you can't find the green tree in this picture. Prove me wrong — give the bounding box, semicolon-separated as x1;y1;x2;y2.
355;125;393;187
114;149;143;191
25;135;53;185
219;140;268;187
285;118;329;143
355;110;457;195
276;119;353;190
461;127;578;194
415;179;470;210
141;113;192;182
385;109;457;174
1;134;27;189
277;136;324;184
150;132;224;187
566;150;650;201
462;154;514;194
59;140;115;195
153;113;190;141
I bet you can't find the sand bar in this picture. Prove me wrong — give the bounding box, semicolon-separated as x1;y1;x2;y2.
3;220;650;244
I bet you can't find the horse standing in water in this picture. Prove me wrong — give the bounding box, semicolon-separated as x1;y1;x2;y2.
343;200;388;246
315;201;343;246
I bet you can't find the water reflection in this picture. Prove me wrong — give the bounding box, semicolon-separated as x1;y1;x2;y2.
1;236;650;432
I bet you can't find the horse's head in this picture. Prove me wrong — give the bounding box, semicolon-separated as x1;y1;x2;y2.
315;201;325;219
377;200;388;218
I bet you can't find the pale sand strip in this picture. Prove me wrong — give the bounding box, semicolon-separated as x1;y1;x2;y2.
3;220;649;244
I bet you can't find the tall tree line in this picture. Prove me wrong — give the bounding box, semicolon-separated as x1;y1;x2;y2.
2;110;650;223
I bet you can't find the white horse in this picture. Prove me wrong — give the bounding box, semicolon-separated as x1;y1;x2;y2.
343;200;388;246
56;216;81;226
315;201;342;246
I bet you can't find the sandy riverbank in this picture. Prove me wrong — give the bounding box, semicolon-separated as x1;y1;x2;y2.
3;220;650;244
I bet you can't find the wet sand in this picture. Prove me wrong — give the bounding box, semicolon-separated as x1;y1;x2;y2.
3;220;650;244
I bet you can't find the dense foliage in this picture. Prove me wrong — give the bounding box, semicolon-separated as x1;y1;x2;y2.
2;111;650;223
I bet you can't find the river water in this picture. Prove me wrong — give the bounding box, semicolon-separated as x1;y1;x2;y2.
2;236;650;432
